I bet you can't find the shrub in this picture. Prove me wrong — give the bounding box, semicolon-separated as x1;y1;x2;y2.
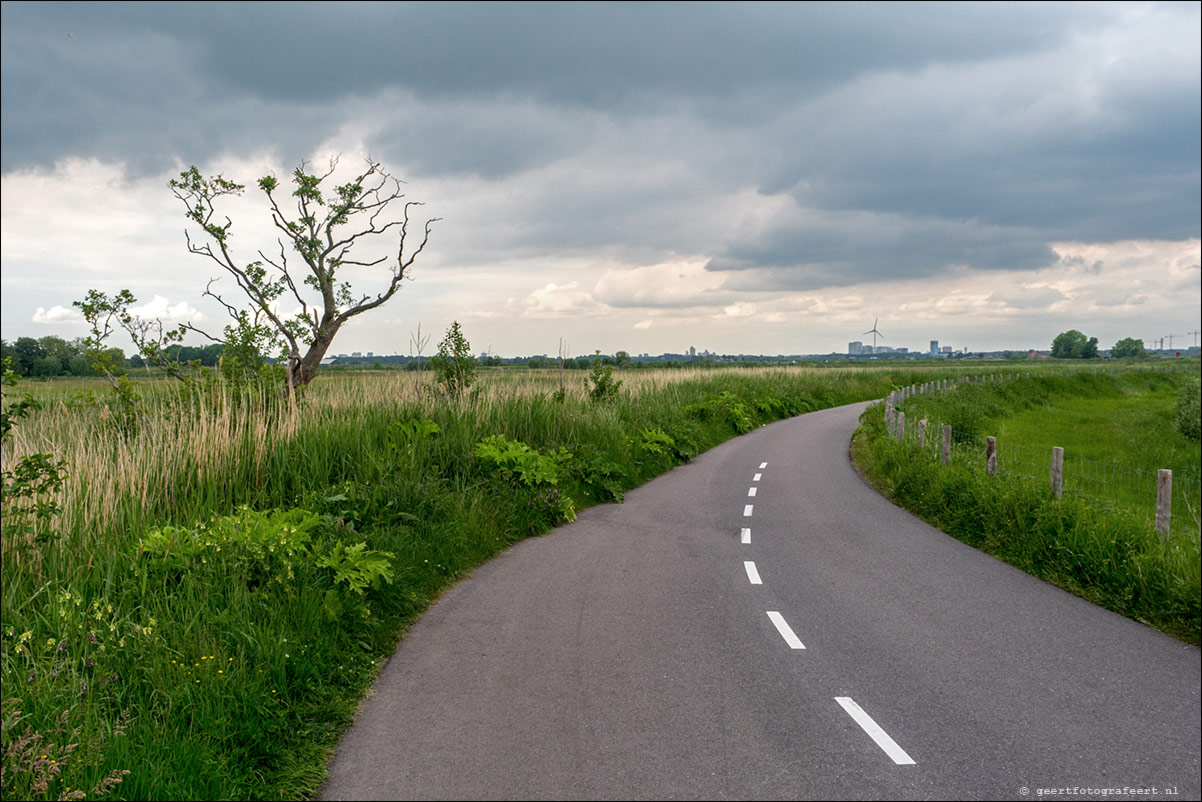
473;435;576;528
587;351;622;403
430;321;476;400
1176;376;1201;442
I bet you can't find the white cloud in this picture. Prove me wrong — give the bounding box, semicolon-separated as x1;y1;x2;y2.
521;282;603;319
986;285;1068;311
32;305;82;323
593;261;730;309
722;302;757;318
128;295;206;323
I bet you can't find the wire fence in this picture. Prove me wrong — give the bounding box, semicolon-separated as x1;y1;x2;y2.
882;373;1202;537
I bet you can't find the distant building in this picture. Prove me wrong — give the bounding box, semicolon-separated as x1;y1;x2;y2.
351;351;362;358
940;346;952;354
863;345;873;354
689;346;696;357
930;340;939;355
848;341;863;355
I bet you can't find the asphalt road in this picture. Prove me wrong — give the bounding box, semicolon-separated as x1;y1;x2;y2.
320;401;1201;801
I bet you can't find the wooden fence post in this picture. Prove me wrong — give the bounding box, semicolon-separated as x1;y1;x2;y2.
986;437;997;476
942;425;951;466
1051;447;1063;499
918;418;927;448
897;411;905;442
1155;469;1172;535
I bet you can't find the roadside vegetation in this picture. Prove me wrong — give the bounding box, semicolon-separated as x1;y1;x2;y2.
852;368;1201;645
1;358;981;801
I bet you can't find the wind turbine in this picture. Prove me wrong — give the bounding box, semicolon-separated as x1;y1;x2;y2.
863;317;884;350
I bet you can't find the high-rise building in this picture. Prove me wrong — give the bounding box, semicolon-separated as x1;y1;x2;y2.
930;340;939;355
848;341;863;355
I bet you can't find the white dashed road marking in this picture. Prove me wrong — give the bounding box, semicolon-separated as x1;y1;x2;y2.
744;561;763;584
740;527;751;544
835;697;916;765
744;505;754;517
766;611;805;649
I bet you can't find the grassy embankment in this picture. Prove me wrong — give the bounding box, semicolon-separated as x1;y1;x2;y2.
851;367;1201;645
4;362;1006;801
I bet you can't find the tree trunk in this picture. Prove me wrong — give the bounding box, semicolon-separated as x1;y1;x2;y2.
292;324;343;390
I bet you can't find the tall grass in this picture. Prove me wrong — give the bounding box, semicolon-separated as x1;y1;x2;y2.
0;364;923;800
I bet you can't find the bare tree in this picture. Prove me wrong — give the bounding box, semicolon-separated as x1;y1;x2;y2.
168;156;439;392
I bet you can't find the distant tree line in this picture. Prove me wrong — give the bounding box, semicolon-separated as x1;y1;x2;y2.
1051;330;1151;359
0;336;119;378
0;336;230;378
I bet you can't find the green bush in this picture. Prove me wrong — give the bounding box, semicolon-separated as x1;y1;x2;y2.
1176;376;1201;442
430;321;476;400
587;351;622;403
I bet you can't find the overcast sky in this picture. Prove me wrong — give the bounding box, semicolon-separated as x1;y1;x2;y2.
2;1;1199;357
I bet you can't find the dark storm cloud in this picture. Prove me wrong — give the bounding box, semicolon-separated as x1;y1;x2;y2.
707;210;1056;290
1;1;1081;173
2;1;1198;292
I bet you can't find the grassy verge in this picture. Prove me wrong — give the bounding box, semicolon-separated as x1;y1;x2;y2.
851;369;1201;645
5;363;974;801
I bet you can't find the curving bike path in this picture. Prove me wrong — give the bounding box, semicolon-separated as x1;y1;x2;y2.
320;401;1200;801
